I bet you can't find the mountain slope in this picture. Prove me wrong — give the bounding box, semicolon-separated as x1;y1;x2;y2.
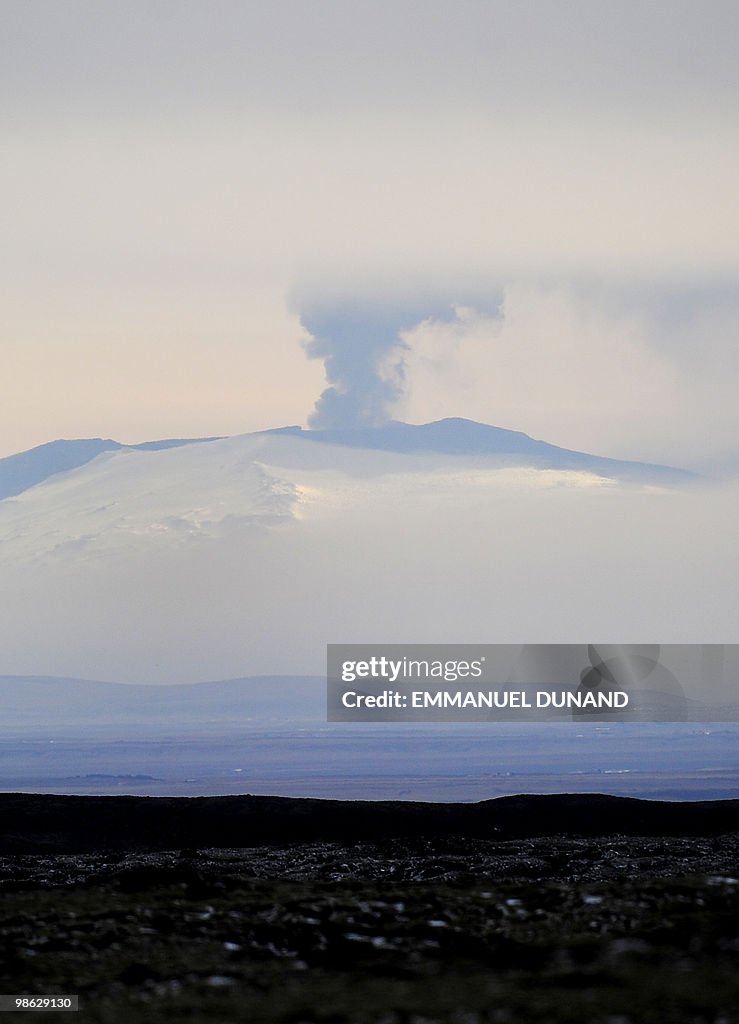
0;435;222;501
0;674;323;733
0;419;694;504
269;418;694;483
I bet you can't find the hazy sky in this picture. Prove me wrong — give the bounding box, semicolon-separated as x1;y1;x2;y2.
3;1;738;464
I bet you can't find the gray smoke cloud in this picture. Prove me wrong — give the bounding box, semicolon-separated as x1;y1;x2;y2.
299;295;498;429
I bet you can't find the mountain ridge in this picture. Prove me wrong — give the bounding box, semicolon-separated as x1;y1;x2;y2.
0;418;695;503
0;435;224;501
2;792;738;853
264;418;694;482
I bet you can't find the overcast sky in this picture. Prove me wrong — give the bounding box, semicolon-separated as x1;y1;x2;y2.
2;0;737;465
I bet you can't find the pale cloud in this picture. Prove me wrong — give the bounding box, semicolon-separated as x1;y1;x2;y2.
400;285;739;466
4;1;737;122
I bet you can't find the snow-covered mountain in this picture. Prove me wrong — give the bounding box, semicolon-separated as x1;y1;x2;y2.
265;420;695;482
0;418;693;505
0;419;697;562
0;435;223;501
0;419;733;685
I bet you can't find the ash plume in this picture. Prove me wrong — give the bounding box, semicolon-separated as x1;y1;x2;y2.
299;298;451;430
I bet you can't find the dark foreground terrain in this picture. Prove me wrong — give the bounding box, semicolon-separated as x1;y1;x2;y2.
1;794;738;1023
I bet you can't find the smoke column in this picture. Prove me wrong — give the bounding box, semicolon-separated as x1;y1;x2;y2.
299;298;453;429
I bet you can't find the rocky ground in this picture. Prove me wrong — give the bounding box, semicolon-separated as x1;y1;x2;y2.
1;834;739;1023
